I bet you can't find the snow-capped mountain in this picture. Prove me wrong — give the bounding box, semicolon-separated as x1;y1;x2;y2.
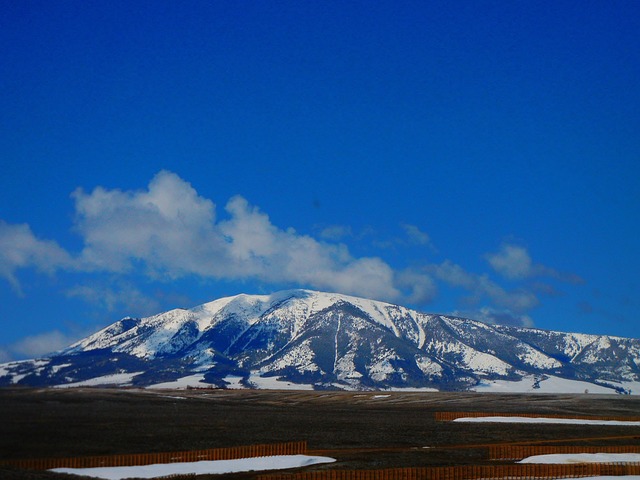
2;289;639;393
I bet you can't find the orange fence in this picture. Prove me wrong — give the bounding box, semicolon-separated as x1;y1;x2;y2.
490;444;640;460
435;412;640;422
258;462;640;480
0;441;307;471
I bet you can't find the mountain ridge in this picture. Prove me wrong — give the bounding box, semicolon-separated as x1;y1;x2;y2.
1;289;638;393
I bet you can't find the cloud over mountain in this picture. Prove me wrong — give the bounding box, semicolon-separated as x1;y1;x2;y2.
71;171;433;302
427;260;539;313
486;244;584;284
1;171;433;305
0;171;586;341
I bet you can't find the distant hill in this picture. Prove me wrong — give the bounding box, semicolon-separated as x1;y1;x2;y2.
2;289;638;393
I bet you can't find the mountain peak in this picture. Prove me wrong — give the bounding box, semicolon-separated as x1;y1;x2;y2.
2;289;639;394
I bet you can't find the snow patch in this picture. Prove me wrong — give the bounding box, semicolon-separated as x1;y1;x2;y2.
51;454;336;479
454;417;640;426
368;351;400;382
415;355;443;377
463;349;512;376
223;375;245;389
517;345;562;369
473;375;620;394
519;453;640;464
247;373;314;390
262;338;319;374
147;374;216;389
11;373;29;384
54;372;143;388
388;386;439;392
50;363;72;375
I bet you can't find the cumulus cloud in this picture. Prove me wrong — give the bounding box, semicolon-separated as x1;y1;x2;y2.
319;224;353;240
39;170;431;304
2;330;79;359
428;260;539;313
486;244;583;284
401;223;433;246
452;306;534;328
0;348;11;363
485;244;533;280
66;281;162;317
72;170;222;276
216;195;408;301
396;269;437;304
0;171;581;330
0;221;73;293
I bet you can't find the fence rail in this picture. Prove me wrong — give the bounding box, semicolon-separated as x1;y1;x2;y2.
435;412;640;422
0;441;307;471
258;462;640;480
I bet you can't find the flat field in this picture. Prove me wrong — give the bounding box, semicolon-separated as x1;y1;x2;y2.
1;388;640;479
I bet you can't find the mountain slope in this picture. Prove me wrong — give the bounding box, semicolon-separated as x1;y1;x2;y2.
1;289;638;393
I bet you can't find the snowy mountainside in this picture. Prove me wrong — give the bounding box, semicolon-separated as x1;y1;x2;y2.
1;289;639;393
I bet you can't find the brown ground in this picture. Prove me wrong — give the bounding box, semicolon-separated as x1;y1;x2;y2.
1;388;639;479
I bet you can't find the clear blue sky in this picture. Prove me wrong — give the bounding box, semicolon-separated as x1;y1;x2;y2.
1;1;639;361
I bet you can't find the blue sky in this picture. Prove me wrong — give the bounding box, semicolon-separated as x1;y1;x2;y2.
1;1;639;361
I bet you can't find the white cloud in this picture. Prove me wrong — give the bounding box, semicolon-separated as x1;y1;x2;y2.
0;348;10;363
401;223;433;247
4;330;79;359
486;243;583;284
396;269;438;304
72;170;222;276
0;221;73;292
319;224;352;240
66;281;162;317
67;170;432;304
485;244;533;280
217;195;405;301
453;306;534;328
428;260;539;312
0;171;579;328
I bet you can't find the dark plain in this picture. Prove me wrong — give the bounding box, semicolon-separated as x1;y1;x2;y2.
1;388;639;480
